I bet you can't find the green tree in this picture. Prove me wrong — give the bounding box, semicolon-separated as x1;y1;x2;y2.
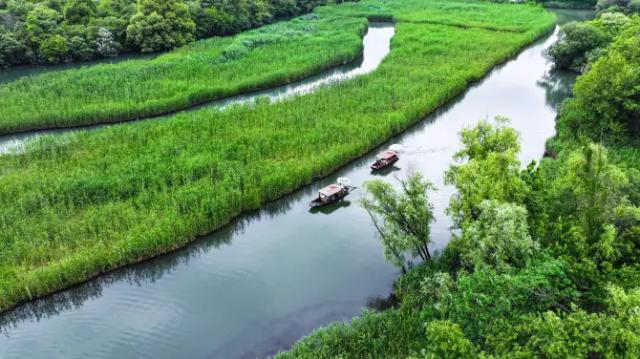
445;118;529;228
269;0;298;17
558;18;640;140
26;5;62;45
0;32;26;66
362;173;436;272
547;21;608;72
63;0;97;24
38;33;68;62
458;200;536;272
547;144;629;265
126;0;195;52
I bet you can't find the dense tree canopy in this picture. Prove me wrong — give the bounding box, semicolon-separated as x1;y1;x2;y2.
558;17;640;139
445;118;529;228
548;1;639;73
0;0;352;66
126;0;195;52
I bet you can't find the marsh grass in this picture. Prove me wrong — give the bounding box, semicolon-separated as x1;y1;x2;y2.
0;16;366;135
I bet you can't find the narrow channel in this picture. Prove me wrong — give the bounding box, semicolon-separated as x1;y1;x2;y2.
0;23;394;154
0;10;592;359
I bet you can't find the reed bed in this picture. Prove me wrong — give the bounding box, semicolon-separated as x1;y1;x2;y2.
0;0;555;310
0;15;366;135
316;0;555;33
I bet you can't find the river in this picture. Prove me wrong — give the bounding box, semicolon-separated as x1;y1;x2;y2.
0;9;592;359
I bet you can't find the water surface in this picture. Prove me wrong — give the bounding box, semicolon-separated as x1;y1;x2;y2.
0;10;592;359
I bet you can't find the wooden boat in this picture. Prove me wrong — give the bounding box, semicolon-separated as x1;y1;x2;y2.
371;150;399;170
309;182;356;208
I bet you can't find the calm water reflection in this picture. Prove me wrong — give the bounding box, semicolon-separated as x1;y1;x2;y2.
0;10;593;359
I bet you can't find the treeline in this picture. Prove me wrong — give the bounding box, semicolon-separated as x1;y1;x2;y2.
548;0;639;72
0;0;353;67
278;13;640;359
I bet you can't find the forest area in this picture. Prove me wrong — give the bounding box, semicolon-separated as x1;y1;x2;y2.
277;4;640;358
0;0;352;67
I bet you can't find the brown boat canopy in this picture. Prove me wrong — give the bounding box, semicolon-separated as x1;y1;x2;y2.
319;184;343;197
378;150;397;160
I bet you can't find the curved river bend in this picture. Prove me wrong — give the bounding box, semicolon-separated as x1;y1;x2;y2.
0;10;592;359
0;23;394;154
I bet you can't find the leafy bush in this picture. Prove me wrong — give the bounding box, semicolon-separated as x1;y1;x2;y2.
557;17;640;139
547;21;609;71
126;0;195;52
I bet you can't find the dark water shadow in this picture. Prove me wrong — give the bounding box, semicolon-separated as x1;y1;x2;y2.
309;200;353;215
370;165;402;177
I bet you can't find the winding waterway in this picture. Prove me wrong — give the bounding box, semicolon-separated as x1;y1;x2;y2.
0;23;394;154
0;9;592;359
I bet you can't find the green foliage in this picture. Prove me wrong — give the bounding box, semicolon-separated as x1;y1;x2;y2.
26;5;62;45
126;0;195;52
0;0;352;66
38;33;68;62
547;20;609;72
538;0;596;10
560;144;628;244
362;173;436;271
278;259;579;358
456;200;536;272
596;0;640;13
63;0;96;24
547;11;635;73
0;31;25;66
412;321;477;359
445;118;529;228
538;143;640;309
558;17;640;140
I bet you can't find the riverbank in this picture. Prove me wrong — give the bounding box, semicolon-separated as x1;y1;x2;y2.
0;0;555;312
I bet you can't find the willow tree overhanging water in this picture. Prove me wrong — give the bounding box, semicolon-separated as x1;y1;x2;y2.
0;0;556;311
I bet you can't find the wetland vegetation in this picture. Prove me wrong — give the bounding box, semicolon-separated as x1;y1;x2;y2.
0;0;555;311
0;14;366;134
